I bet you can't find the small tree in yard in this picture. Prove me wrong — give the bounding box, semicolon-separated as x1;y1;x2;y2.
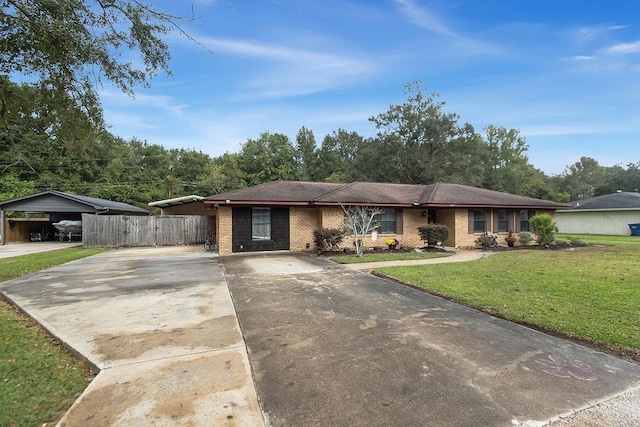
530;213;556;245
341;205;384;256
418;224;449;247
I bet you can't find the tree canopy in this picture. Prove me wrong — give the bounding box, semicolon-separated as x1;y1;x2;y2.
1;70;638;210
1;0;187;126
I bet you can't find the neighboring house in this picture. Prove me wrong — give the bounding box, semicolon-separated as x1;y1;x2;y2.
204;181;569;255
0;190;149;245
555;191;640;236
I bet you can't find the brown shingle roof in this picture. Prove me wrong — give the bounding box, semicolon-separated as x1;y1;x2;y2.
205;180;569;209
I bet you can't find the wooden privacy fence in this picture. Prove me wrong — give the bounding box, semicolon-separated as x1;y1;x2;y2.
82;214;208;248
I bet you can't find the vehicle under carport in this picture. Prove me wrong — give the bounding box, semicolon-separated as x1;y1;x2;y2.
0;190;149;245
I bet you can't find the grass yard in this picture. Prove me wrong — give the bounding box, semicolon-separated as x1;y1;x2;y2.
0;248;106;426
556;233;640;246
330;250;453;264
376;242;640;360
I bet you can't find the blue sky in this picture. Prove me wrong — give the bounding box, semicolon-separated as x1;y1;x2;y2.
100;0;640;175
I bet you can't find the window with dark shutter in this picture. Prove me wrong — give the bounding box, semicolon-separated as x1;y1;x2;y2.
469;209;485;233
519;209;530;232
252;207;271;240
496;209;508;232
379;208;396;234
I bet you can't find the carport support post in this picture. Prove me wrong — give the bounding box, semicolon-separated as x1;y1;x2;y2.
1;210;5;245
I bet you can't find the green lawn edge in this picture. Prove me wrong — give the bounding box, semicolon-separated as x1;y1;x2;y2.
0;247;107;426
329;251;453;264
373;242;640;364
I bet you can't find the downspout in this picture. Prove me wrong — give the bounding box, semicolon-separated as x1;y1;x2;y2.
1;209;5;245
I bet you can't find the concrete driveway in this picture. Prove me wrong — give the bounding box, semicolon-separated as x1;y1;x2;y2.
222;253;640;427
0;246;263;426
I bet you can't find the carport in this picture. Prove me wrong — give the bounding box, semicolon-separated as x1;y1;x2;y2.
0;190;149;245
148;194;216;240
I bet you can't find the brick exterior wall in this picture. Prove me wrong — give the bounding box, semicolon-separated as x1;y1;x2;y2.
402;209;428;247
453;209;477;247
317;207;428;251
290;207;321;251
436;209;458;247
215;204;560;254
319;207;344;230
217;206;233;255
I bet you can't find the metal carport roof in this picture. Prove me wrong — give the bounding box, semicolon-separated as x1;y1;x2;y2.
0;190;149;245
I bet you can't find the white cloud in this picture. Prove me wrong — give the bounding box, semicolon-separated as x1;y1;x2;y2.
100;89;188;117
391;0;502;56
392;0;456;37
604;40;640;54
574;24;627;44
571;55;597;61
196;36;379;98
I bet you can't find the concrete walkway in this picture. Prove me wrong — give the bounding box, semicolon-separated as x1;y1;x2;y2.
0;246;263;426
343;248;485;270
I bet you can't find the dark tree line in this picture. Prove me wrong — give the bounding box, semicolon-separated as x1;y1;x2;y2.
2;80;639;210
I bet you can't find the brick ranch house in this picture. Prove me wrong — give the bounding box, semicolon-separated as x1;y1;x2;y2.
204;181;570;255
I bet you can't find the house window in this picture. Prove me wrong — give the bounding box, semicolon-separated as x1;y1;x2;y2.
519;210;530;232
378;209;396;234
472;210;485;233
496;209;508;232
252;207;271;240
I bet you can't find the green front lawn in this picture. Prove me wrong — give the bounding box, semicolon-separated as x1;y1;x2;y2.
330;251;452;264
1;248;106;426
376;244;640;357
0;247;106;283
557;233;640;246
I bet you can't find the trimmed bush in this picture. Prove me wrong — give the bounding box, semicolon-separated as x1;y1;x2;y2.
530;214;556;245
475;233;497;248
313;228;345;251
418;224;449;247
517;231;533;246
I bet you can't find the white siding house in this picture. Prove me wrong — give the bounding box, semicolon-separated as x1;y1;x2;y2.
555;192;640;236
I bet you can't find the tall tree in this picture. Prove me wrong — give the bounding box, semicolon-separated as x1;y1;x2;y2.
368;81;484;185
481;125;543;196
196;153;246;196
294;126;318;181
594;162;640;195
560;157;604;200
315;129;364;182
238;132;297;185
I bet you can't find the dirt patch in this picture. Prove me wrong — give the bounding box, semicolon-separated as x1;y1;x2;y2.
94;316;239;361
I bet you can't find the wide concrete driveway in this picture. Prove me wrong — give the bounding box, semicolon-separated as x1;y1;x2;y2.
223;253;640;427
0;246;263;426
